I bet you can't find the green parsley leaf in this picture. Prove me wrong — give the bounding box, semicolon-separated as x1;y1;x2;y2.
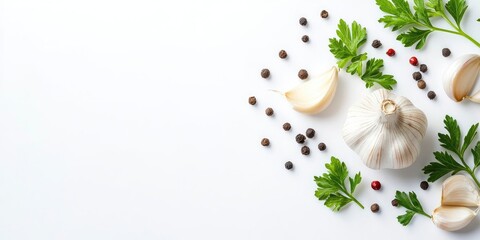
329;20;397;90
422;115;480;188
472;142;480;171
398;210;416;226
361;58;396;90
376;0;480;48
314;156;364;211
461;123;479;156
396;27;432;49
423;151;464;182
445;0;468;26
394;191;431;226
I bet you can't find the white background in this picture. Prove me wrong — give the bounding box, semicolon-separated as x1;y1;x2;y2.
1;0;480;239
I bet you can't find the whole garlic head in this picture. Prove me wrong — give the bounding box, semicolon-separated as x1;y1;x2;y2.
342;89;428;169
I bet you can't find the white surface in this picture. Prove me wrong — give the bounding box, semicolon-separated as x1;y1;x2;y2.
1;0;480;239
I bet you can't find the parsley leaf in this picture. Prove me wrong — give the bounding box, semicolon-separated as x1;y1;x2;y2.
395;191;431;226
361;58;396;90
445;0;468;25
376;0;480;48
329;20;397;89
422;115;480;188
314;156;364;211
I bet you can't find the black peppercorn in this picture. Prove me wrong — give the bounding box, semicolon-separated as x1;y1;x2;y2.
442;48;451;57
320;10;329;18
391;199;399;207
261;138;270;146
420;181;429;190
299;17;307;26
283;122;291;131
428;91;436;100
298;69;308;80
372;40;382;48
279;50;287;59
248;96;257;105
318;142;326;151
306;128;315;138
417;80;426;89
285;161;293;170
419;64;428;73
301;146;310;155
370;203;380;213
295;134;306;144
265;107;274;116
301;35;309;43
261;68;270;78
412;72;422;81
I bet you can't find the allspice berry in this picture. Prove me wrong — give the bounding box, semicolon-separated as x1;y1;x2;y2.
283;122;291;131
442;48;451;57
248;96;257;105
298;69;308;80
299;17;307;26
279;50;288;59
295;134;306;144
391;199;399;207
320;10;329;18
301;35;309;43
261;68;270;78
370;203;380;213
261;138;270;146
419;64;428;73
265;107;274;116
301;146;310;155
412;72;422;81
372;40;382;48
318;143;327;151
428;91;436;100
285;161;294;170
417;80;426;89
306;128;315;138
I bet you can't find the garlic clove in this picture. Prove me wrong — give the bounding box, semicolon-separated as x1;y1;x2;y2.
284;66;338;114
466;89;480;103
442;175;480;207
432;206;477;231
342;89;427;169
442;54;480;102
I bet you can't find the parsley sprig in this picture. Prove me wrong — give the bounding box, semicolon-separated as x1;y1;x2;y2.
394;191;431;226
329;19;397;90
422;115;480;188
314;156;364;211
376;0;480;49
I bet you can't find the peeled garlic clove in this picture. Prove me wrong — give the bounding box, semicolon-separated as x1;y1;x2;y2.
432;206;477;231
284;66;338;114
443;54;480;102
342;89;427;169
442;175;480;207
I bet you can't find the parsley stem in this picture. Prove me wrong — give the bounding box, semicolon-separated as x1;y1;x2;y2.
344;192;364;209
459;155;480;188
419;211;432;219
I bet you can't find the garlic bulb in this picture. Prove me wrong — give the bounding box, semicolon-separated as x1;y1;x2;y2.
442;175;480;207
283;66;338;114
443;54;480;102
432;206;477;231
342;89;427;169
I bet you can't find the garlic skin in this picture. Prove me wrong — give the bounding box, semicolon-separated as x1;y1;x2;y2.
342;89;427;169
284;66;338;114
432;206;477;231
442;175;480;207
443;54;480;102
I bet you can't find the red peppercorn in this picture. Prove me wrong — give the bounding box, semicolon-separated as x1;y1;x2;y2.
371;180;381;190
409;56;418;66
386;48;395;56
